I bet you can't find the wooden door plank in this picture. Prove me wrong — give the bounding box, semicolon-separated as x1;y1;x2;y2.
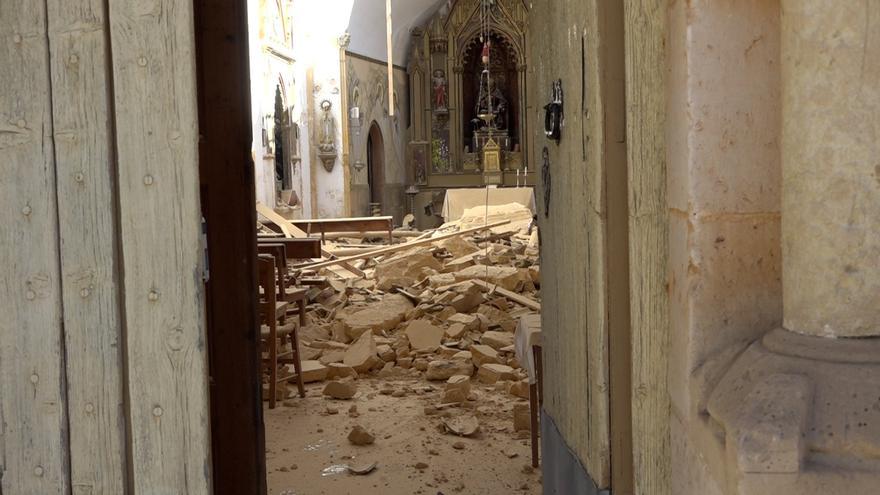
108;0;212;492
0;2;70;492
45;1;128;492
625;1;671;494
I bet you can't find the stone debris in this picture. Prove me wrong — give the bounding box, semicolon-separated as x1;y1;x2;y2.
322;379;357;400
405;320;445;351
470;344;501;366
348;425;375;445
442;375;471;403
343;331;381;373
442;415;480;437
513;403;531;432
347;462;378;475
481;331;515;350
426;360;474;381
273;208;540;448
299;360;329;383
477;363;517;384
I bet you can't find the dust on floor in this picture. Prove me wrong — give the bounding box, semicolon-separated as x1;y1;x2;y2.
265;377;542;495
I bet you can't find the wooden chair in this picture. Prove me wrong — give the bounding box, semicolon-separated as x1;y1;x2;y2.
257;255;305;408
258;244;308;328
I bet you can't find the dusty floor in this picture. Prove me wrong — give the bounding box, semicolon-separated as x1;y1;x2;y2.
265;376;542;495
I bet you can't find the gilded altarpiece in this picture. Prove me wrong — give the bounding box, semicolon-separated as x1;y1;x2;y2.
407;0;530;187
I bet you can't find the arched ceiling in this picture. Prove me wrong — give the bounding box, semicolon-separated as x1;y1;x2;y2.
346;0;448;65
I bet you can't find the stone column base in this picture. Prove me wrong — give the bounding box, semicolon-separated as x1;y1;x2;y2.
701;328;880;494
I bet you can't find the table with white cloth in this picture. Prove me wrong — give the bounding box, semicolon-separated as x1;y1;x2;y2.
441;187;536;222
514;313;543;467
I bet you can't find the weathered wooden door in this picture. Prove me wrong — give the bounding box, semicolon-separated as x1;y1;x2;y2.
0;0;212;492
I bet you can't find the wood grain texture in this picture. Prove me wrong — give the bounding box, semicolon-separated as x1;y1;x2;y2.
194;0;266;489
624;1;671;494
0;2;71;492
45;0;129;492
530;0;611;486
600;1;635;492
107;0;212;492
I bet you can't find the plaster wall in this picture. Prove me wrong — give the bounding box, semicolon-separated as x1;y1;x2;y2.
248;0;301;208
346;55;409;222
289;0;353;219
666;0;782;423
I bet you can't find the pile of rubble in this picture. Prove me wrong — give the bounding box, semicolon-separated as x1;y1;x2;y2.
275;202;540;438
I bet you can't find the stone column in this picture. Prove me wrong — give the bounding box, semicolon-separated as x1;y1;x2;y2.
781;0;880;337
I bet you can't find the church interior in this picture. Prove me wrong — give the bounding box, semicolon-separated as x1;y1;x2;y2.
2;0;878;494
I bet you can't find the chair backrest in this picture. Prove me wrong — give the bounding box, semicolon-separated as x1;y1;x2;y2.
257;244;288;299
256;255;276;308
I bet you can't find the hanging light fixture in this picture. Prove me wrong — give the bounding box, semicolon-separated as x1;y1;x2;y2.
476;0;495;128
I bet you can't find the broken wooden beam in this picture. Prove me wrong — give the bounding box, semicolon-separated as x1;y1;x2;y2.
303;220;511;271
471;279;541;311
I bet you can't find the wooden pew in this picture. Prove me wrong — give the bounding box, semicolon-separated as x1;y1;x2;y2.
289;216;394;245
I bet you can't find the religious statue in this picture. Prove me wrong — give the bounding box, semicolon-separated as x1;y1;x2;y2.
432;70;447;111
318;99;335;152
317;99;338;171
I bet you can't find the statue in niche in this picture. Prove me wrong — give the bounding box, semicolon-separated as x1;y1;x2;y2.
317;99;338;172
433;70;447;111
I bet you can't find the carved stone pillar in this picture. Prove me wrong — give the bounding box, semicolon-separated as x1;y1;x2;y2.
781;0;880;338
697;3;880;493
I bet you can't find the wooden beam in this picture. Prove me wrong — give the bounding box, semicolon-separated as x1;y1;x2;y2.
471;280;541;311
304;221;510;271
47;0;127;490
109;0;211;491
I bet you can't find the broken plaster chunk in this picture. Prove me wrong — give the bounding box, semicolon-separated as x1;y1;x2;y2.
447;313;480;332
513;403;531;432
326;362;357;380
477;363;516;384
443;415;480;437
377;344;396;362
442;375;472;403
299;360;329;383
445;323;467;340
426;360;474;381
481;331;515;350
470;344;501;366
323;379;357;400
405;319;445;351
343;331;381;373
508;379;530;399
348;425;375;446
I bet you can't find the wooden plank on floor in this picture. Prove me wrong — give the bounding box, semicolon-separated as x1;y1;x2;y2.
108;0;212;492
0;1;70;492
45;0;128;491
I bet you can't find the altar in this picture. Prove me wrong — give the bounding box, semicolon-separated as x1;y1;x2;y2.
441;187;535;222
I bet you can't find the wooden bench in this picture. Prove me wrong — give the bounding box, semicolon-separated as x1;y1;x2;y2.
257;236;322;259
289;216;394;244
